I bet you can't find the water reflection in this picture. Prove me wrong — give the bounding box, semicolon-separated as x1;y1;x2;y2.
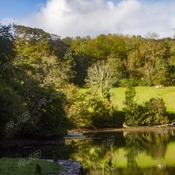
66;129;175;175
1;129;175;175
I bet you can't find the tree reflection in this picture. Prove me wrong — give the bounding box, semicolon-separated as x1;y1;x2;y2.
65;130;175;175
124;131;169;159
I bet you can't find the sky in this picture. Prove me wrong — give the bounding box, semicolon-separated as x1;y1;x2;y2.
0;0;175;38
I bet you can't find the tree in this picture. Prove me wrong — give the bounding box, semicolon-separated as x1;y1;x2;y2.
153;67;172;86
142;98;169;125
107;54;129;87
123;86;143;126
0;24;15;63
123;86;169;126
0;83;26;138
139;39;167;85
0;24;23;138
0;24;15;81
85;61;115;100
67;89;117;128
14;25;52;64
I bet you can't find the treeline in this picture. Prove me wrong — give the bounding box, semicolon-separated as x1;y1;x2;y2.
0;24;174;138
4;25;175;87
8;25;175;87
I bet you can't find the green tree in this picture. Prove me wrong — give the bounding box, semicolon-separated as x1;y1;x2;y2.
107;54;129;87
0;24;24;138
0;24;15;82
14;25;52;64
67;89;117;128
0;83;26;138
139;38;168;85
11;53;72;137
0;24;15;63
123;86;142;126
142;98;169;125
123;86;169;126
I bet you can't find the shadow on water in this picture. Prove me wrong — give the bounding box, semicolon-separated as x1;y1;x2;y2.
0;138;75;160
1;129;175;175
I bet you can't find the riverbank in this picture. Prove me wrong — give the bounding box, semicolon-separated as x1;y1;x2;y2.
47;160;83;175
68;125;175;134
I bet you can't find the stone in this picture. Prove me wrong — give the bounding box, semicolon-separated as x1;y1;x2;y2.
47;160;84;175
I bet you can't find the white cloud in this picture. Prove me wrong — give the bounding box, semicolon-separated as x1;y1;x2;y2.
1;0;175;38
0;18;16;25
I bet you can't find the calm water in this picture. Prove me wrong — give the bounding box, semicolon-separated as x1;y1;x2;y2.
1;129;175;175
66;129;175;175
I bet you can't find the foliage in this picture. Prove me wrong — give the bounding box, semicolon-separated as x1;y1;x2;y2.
123;86;169;126
0;24;73;138
123;86;141;126
12;27;175;87
85;61;115;100
141;98;169;125
67;89;118;128
0;82;26;138
1;23;175;137
0;24;15;63
14;25;51;62
71;60;119;128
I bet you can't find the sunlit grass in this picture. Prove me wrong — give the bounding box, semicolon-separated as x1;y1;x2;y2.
111;86;175;112
80;86;175;112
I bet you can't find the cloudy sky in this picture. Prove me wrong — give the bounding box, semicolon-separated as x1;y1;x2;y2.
0;0;175;38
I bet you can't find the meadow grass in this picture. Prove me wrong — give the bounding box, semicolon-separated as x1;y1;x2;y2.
0;158;64;175
80;86;175;112
111;86;175;113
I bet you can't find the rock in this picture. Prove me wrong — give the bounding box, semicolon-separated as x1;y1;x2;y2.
47;160;84;175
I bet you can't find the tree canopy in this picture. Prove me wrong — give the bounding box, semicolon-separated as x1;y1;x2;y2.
0;24;175;138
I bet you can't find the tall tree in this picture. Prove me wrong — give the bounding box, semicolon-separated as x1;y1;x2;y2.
139;39;167;85
14;25;52;64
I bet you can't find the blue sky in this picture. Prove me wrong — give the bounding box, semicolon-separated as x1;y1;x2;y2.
0;0;46;18
0;0;174;38
0;0;154;18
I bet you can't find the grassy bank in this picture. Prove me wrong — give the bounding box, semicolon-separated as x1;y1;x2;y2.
0;158;63;175
111;86;175;113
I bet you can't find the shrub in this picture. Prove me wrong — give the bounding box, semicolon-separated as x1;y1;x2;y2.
123;86;169;126
141;98;169;125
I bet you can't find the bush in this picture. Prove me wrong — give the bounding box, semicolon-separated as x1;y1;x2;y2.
67;89;119;128
123;86;169;126
141;98;169;125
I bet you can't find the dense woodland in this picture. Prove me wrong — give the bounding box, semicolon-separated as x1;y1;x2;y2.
0;24;175;139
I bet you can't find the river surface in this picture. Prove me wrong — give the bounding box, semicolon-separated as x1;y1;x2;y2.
66;129;175;175
1;128;175;175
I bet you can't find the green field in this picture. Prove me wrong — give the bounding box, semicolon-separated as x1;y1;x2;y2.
111;86;175;113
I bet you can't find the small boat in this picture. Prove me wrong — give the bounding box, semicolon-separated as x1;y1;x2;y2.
65;133;83;139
